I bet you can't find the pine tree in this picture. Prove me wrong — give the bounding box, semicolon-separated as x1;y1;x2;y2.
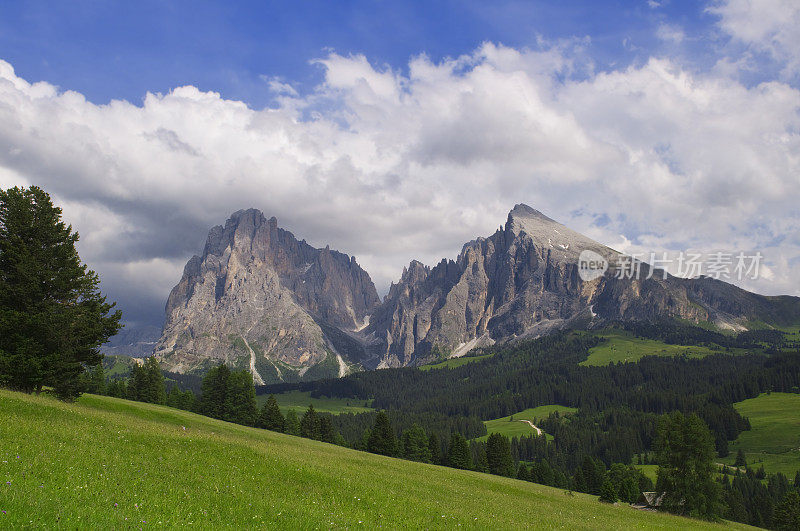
367;411;397;456
573;467;588;493
474;444;489;473
401;423;431;463
735;449;747;468
582;456;606;495
128;357;165;404
539;458;555;486
774;491;800;531
0;186;121;400
105;378;127;398
486;433;514;477
227;370;257;426
318;415;337;443
85;363;106;394
447;433;472;470
428;433;442;465
300;405;319;440
655;412;721;520
180;389;196;411
142;356;166;404
599;478;618;503
284;410;301;436
257;395;285;432
200;363;232;420
167;385;182;408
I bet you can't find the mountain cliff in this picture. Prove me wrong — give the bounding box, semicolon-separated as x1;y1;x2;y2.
361;204;800;367
155;204;800;378
154;209;379;383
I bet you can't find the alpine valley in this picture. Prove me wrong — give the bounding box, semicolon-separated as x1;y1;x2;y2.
154;204;800;383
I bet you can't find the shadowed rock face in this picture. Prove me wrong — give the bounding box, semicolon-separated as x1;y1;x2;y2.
156;204;800;377
155;209;379;382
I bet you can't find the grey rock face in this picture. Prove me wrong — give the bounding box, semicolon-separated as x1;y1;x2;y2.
156;204;800;377
155;209;379;382
363;204;800;366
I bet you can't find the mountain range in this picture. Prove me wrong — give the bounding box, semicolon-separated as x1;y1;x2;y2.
153;204;800;383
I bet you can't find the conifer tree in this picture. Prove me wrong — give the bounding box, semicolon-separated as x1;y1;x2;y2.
318;415;337;443
473;443;489;473
367;411;397;456
84;363;106;395
401;423;431;463
447;432;472;470
0;186;121;400
284;410;301;436
300;404;319;440
258;395;285;432
735;449;747;468
486;433;515;477
428;433;442;465
167;385;182;408
599;478;619;503
105;378;127;398
774;491;800;531
227;370;257;426
655;411;721;520
200;363;232;420
573;467;588;493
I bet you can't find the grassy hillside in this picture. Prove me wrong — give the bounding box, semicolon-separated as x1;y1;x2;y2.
256;389;373;415
0;390;750;529
722;392;800;476
476;405;577;442
581;330;725;366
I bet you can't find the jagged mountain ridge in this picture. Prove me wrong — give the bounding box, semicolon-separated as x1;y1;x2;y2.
155;204;800;379
155;209;379;383
361;204;800;367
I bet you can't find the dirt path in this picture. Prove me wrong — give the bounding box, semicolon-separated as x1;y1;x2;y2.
518;419;543;436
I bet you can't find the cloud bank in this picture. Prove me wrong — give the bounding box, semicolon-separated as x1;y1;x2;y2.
1;1;799;327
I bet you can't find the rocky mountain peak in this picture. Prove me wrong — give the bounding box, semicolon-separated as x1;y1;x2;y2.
156;203;800;378
156;209;380;382
505;204;616;262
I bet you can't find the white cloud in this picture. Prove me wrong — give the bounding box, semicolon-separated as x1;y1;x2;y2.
656;23;685;44
708;0;800;79
0;32;799;326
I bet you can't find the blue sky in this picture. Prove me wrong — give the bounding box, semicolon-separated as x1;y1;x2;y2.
1;1;799;328
1;1;729;107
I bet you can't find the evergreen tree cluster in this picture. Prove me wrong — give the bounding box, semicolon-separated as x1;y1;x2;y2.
721;467;800;529
199;363;259;425
0;186;121;400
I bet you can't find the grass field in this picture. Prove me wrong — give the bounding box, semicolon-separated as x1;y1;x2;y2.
102;354;137;378
634;464;659;483
721;392;800;477
256;389;373;415
0;390;751;529
580;331;725;366
419;352;495;371
475;405;578;442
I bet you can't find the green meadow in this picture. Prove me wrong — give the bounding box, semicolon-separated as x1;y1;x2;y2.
0;389;752;529
256;389;373;415
581;330;724;366
722;392;800;477
475;405;577;442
